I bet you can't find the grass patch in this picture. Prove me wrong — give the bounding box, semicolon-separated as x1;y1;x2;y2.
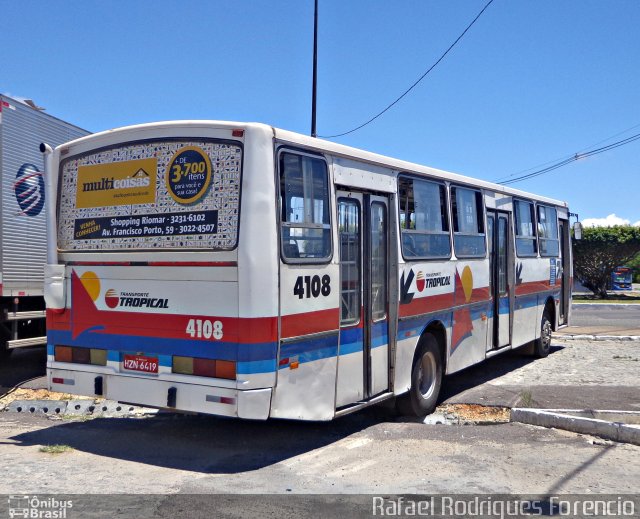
518;389;535;408
39;444;74;454
573;293;640;304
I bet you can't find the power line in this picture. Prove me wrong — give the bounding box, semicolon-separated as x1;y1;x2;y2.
495;122;640;183
498;130;640;185
319;0;495;139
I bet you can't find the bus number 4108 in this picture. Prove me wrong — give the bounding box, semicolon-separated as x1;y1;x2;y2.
293;275;331;299
186;319;223;340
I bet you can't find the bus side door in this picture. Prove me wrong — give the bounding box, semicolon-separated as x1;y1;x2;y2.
335;190;390;407
271;149;340;421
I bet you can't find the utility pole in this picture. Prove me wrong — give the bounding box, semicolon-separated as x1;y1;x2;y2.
311;0;318;137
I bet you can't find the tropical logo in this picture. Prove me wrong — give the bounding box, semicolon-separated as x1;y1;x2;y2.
14;163;45;216
105;288;119;308
78;270;169;310
400;268;453;304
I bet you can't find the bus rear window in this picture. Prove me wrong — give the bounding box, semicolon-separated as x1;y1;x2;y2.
57;140;242;251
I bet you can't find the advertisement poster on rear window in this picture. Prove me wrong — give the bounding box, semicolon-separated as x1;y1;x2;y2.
58;140;242;251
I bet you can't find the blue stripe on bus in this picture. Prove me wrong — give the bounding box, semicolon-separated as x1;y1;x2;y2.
279;333;339;369
371;321;388;349
47;330;278;363
339;327;363;355
397;312;452;341
238;359;277;374
280;333;338;357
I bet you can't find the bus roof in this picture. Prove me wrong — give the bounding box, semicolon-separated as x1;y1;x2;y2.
56;120;568;209
273;126;568;208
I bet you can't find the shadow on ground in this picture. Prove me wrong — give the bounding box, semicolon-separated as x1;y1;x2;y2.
6;346;561;473
9;406;394;474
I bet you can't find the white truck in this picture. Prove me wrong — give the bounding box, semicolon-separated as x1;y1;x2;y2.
0;94;88;360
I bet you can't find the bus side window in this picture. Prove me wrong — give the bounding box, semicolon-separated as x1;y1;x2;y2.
514;199;538;257
398;176;451;259
537;205;559;257
451;186;486;258
279;152;331;262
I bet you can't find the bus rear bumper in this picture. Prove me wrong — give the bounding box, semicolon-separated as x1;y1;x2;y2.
48;368;272;420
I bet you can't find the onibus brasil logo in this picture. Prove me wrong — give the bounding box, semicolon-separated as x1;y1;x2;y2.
80;271;169;309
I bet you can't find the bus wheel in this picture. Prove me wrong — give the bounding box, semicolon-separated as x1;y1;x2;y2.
534;311;552;358
397;334;442;417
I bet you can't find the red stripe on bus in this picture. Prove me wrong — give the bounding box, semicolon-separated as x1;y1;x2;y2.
399;285;490;319
69;261;237;267
281;308;340;338
399;293;455;318
69;261;131;266
515;280;553;296
47;309;71;331
147;261;238;267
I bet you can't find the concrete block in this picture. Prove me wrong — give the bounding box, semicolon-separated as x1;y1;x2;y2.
511;408;640;446
7;400;68;416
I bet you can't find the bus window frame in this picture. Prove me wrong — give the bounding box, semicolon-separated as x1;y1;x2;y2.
397;173;452;262
513;198;538;258
276;147;333;265
450;184;487;259
536;203;560;257
337;196;362;327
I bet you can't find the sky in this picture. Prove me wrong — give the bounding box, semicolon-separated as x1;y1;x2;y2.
1;0;639;224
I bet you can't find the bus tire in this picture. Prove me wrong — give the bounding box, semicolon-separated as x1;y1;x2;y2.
397;334;442;417
533;311;552;358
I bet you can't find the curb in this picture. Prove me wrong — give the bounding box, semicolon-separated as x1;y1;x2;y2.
510;408;640;446
553;334;640;341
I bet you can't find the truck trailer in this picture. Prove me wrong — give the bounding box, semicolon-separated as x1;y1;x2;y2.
0;94;88;360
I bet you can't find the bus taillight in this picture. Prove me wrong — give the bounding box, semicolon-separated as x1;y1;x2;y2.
54;346;107;366
172;356;236;380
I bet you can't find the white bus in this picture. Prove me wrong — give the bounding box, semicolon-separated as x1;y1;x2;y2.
42;121;572;421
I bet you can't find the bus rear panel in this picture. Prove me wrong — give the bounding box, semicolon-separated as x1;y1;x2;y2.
47;123;279;419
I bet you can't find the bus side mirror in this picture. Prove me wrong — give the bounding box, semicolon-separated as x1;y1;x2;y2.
573;221;583;240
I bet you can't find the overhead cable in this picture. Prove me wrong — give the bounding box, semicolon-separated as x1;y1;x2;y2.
498;130;640;185
319;0;495;139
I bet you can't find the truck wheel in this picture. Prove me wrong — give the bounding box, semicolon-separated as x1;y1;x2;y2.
0;344;12;361
0;327;11;361
534;311;552;358
397;334;443;417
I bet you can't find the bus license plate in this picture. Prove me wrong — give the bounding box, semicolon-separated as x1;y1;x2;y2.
123;354;158;374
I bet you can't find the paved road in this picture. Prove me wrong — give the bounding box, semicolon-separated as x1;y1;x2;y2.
571;304;640;327
566;304;640;335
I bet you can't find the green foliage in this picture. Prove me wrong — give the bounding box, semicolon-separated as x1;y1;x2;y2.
627;252;640;282
573;226;640;298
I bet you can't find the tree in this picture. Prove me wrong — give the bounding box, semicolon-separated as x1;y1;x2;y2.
627;252;640;283
573;225;640;298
